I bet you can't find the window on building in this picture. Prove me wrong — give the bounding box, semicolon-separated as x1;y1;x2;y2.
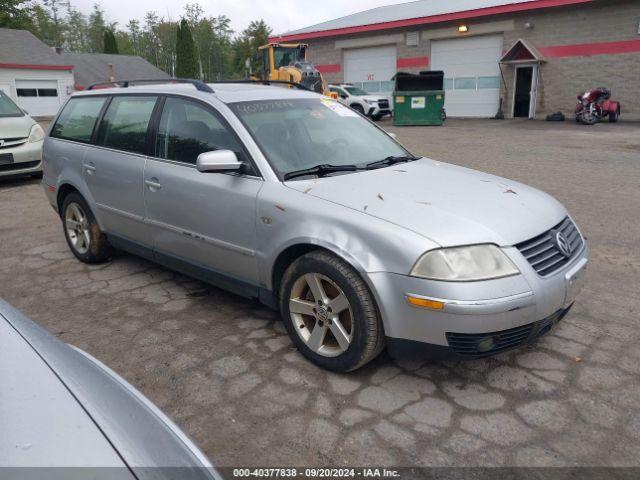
16;89;37;97
37;88;58;97
97;96;157;154
156;97;242;165
454;77;477;90
51;97;107;142
478;76;501;89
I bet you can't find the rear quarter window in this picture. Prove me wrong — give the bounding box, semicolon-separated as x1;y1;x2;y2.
51;97;107;142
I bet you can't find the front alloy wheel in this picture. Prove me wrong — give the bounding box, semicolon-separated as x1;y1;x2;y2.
280;250;385;372
289;273;354;357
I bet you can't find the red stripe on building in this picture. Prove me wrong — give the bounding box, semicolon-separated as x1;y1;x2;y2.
539;39;640;57
0;63;74;71
316;64;341;74
397;57;429;68
271;0;593;42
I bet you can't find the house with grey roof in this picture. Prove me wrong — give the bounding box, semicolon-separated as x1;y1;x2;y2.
59;53;170;90
0;28;170;117
0;28;75;117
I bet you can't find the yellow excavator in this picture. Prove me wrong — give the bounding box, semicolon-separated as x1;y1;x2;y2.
256;43;337;98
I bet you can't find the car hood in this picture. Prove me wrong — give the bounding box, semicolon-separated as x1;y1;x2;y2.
0;314;130;469
285;158;567;247
0;115;34;139
363;95;386;102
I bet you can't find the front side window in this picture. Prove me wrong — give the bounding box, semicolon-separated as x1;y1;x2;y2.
156;97;242;165
97;96;157;154
51;97;107;142
230;98;409;178
345;86;369;96
0;91;24;117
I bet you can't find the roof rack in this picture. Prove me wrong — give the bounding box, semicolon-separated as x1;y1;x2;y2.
86;78;214;93
213;79;313;92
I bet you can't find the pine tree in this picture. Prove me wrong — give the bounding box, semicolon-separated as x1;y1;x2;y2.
175;18;198;79
103;29;119;54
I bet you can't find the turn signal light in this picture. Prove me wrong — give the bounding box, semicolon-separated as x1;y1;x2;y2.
406;296;445;310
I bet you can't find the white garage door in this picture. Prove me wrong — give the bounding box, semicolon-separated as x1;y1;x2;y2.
15;79;61;117
431;35;503;117
344;45;397;100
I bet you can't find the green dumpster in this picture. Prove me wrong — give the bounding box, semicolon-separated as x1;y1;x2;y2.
393;71;446;126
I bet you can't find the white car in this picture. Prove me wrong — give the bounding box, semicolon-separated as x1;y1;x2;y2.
329;84;392;121
0;90;44;179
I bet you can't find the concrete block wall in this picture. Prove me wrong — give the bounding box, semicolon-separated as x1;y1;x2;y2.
300;0;639;119
502;0;640;119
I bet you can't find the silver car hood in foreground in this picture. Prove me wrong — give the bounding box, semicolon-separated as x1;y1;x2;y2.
286;158;567;247
0;299;219;479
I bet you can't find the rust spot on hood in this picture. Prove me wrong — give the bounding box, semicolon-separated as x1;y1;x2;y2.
275;204;286;212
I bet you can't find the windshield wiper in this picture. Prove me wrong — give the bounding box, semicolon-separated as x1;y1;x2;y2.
365;155;419;170
284;164;359;181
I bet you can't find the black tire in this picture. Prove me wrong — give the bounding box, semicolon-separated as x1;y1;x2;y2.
609;108;620;123
61;192;112;263
279;250;385;372
371;114;383;121
350;104;365;115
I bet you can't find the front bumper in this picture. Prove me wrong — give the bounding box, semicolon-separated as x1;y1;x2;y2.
368;245;589;357
0;140;43;177
367;104;392;118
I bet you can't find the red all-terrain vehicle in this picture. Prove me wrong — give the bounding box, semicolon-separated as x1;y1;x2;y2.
575;87;621;125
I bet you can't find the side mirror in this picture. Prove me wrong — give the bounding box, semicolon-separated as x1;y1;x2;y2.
196;150;242;173
340;94;348;99
387;132;397;140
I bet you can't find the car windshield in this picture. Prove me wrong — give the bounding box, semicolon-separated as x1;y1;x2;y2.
230;98;410;179
345;86;369;96
0;91;24;117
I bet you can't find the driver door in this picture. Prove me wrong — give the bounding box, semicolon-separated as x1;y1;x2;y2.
143;96;263;292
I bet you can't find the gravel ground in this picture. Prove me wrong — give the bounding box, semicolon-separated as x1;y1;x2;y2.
1;118;639;468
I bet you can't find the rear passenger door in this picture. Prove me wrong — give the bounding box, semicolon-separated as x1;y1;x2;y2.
143;96;262;293
84;95;158;246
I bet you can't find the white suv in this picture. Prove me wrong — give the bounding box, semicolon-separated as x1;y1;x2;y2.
329;84;392;121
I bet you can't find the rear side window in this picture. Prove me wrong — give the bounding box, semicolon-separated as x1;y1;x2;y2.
97;96;157;154
51;97;106;142
155;97;242;165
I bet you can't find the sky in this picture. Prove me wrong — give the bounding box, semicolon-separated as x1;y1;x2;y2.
69;0;412;36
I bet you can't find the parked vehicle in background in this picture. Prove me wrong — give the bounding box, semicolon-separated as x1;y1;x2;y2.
0;298;219;478
329;84;392;120
43;79;588;372
0;90;44;179
575;87;621;125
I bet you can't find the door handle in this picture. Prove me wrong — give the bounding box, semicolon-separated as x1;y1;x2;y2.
145;178;162;190
85;163;96;175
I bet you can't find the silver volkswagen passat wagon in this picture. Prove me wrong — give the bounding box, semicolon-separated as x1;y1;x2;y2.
42;79;588;372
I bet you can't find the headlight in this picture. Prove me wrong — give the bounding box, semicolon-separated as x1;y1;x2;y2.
364;99;377;105
28;124;45;143
410;245;519;282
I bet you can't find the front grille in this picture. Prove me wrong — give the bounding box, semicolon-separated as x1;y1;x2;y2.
378;99;390;109
515;217;584;277
0;137;27;149
0;160;40;172
446;308;570;358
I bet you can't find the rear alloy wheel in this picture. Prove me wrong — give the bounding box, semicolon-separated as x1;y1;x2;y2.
62;193;112;263
280;251;384;372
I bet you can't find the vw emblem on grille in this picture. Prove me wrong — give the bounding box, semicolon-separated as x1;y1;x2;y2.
554;231;573;258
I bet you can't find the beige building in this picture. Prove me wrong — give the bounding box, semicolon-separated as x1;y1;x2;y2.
272;0;640;119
